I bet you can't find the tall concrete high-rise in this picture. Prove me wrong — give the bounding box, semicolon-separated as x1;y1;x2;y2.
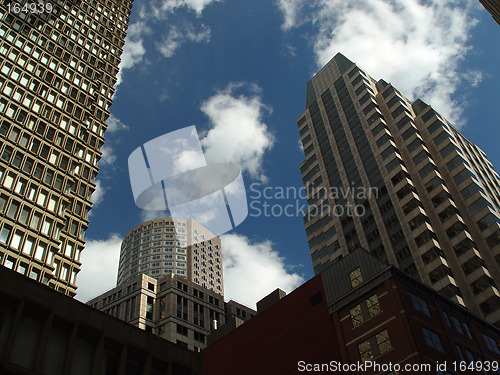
297;53;500;326
87;218;245;352
0;0;132;295
117;218;224;295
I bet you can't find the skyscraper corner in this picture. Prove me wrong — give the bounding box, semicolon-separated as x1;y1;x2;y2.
297;53;500;326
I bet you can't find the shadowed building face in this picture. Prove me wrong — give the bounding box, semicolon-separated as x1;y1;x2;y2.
297;53;500;326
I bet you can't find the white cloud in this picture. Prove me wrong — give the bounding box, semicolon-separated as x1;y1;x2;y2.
156;24;211;58
76;235;122;303
172;149;206;173
276;0;307;30
279;0;480;126
98;115;128;170
91;180;106;206
464;70;483;88
153;0;223;17
116;22;150;86
200;84;275;181
221;233;304;309
284;43;297;56
140;209;170;222
100;144;116;166
120;1;220;73
106;114;130;133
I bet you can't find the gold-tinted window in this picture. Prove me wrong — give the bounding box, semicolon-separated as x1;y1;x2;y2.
349;267;363;287
358;329;392;362
350;304;364;327
376;329;392;355
367;294;381;317
358;339;374;362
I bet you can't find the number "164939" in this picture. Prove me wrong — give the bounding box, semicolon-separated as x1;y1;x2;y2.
7;2;53;14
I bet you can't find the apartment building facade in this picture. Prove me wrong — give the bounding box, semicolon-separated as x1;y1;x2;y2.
297;53;500;326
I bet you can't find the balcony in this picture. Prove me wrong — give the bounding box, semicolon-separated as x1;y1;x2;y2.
417;238;441;253
465;266;491;282
433;275;457;291
425;256;449;272
459;248;483;263
448;294;466;307
476;286;500;304
405;205;427;221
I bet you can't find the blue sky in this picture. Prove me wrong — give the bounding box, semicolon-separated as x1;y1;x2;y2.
76;0;500;306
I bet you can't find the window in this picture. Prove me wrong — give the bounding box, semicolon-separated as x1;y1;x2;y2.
350;294;382;327
376;133;392;148
367;295;381;316
358;339;374;362
442;311;452;327
419;163;436;178
349;267;363;287
29;269;39;281
64;243;73;257
310;292;322;307
422;327;444;352
22;238;33;255
469;198;489;216
413;150;429;166
427;119;445;134
357;329;392;362
462;322;473;339
10;232;21;249
440;143;457;158
482;334;500;354
410;293;431;316
176;324;188;337
37;191;47;206
194;331;205;343
4;257;14;269
61;265;69;281
7;200;19;218
41;218;52;235
350;304;364;327
376;330;392;355
434;131;449;145
402;126;418;141
451;316;464;335
34;243;45;261
396;116;412;130
446;156;464;171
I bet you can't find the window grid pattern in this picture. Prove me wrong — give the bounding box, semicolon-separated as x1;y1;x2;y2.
117;218;223;295
0;0;132;295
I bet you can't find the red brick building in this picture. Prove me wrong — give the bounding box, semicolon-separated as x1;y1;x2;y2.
203;249;500;374
203;275;340;374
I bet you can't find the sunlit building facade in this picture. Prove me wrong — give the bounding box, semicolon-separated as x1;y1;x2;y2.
297;53;500;326
87;272;227;352
89;218;235;352
117;218;224;295
0;0;132;296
